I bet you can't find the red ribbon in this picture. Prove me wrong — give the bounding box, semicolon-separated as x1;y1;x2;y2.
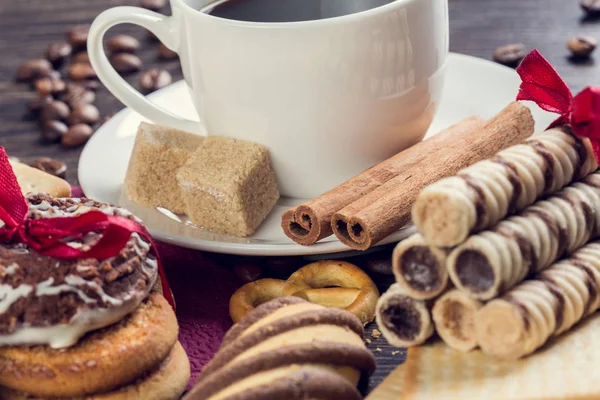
516;49;600;162
0;148;175;308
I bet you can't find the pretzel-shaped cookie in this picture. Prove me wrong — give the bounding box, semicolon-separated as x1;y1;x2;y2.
229;260;379;325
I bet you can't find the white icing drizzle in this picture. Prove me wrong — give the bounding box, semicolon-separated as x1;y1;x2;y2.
0;297;140;349
35;277;95;304
64;275;124;306
4;263;18;275
0;284;33;313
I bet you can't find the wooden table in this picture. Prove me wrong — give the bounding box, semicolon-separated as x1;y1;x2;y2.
0;0;599;396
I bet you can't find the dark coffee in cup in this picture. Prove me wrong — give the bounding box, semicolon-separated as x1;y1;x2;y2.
202;0;395;22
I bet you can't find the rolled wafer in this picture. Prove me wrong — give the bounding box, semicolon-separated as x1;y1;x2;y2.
447;171;600;300
413;126;598;248
432;289;483;352
476;240;600;360
375;284;434;347
333;102;535;250
392;234;449;300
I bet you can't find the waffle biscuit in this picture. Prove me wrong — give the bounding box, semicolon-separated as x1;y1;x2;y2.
413;126;597;247
375;284;434;348
367;314;600;400
476;241;600;359
186;297;375;400
0;341;190;400
432;289;483;352
0;294;179;397
447;172;600;300
392;234;449;300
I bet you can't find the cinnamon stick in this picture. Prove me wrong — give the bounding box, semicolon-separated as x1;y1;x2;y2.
281;116;486;246
332;102;535;250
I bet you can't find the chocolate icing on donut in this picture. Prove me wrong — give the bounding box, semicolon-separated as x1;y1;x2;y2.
0;194;157;348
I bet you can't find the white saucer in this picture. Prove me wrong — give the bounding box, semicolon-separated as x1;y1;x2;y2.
79;53;553;256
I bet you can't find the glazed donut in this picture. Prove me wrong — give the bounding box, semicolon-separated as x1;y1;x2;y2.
229;261;379;325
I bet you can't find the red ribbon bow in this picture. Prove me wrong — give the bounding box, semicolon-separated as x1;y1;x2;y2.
516;49;600;162
0;148;175;308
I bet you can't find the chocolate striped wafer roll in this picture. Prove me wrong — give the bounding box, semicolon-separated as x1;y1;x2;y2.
392;234;449;300
447;172;600;300
475;241;600;359
375;284;434;347
413;126;598;247
432;289;483;352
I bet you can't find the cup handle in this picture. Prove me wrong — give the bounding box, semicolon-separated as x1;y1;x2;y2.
88;6;204;134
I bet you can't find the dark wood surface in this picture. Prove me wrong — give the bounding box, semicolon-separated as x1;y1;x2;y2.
0;0;599;396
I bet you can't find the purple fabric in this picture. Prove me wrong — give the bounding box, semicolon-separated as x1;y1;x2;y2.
156;243;239;388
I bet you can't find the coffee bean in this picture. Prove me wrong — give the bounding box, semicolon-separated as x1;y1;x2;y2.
111;53;142;74
41;120;68;143
568;35;597;58
40;101;70;122
67;25;90;50
158;43;178;60
493;43;527;67
27;96;53;113
68;63;97;80
61;84;96;108
68;104;100;125
107;35;140;53
141;0;166;11
581;0;600;15
139;68;172;93
233;263;263;283
35;77;66;96
62;124;93;147
72;52;90;64
30;157;67;179
81;80;100;91
45;42;72;68
17;59;53;82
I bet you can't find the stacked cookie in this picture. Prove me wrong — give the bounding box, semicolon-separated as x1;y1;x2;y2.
0;194;189;399
185;297;376;400
376;125;600;359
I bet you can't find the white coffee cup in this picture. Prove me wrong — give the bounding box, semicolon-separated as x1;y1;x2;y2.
88;0;448;199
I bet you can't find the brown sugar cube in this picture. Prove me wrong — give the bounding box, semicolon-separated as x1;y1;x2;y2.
176;136;279;237
123;122;203;213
